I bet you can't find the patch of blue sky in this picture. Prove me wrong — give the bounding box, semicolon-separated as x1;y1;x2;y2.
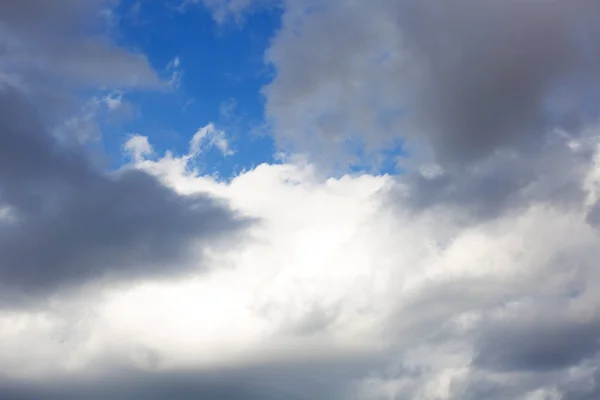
342;106;406;176
346;137;405;176
97;0;281;179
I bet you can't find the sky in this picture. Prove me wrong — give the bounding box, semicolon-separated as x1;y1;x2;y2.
1;0;600;399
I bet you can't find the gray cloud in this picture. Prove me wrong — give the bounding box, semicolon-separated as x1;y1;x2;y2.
0;0;160;89
263;0;600;221
474;317;600;373
0;1;250;303
585;200;600;228
364;217;600;399
0;355;376;400
264;0;600;167
561;367;600;400
399;131;595;219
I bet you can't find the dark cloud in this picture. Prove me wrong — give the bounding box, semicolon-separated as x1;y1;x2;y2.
0;0;159;89
454;362;600;400
399;131;594;219
0;0;96;34
399;0;600;165
474;317;600;372
371;240;600;398
586;200;600;228
0;355;375;400
452;370;563;400
0;1;250;302
0;85;249;302
561;366;600;400
265;0;600;167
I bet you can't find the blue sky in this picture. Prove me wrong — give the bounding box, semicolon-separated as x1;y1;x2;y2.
98;0;282;178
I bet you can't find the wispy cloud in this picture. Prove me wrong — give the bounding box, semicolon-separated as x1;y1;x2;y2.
166;56;183;89
190;123;235;156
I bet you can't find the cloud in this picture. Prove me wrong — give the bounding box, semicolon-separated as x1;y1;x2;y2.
166;56;183;89
0;1;250;304
124;134;154;162
57;91;132;144
2;131;600;397
398;128;598;220
474;315;600;373
0;0;160;90
0;0;160;151
0;357;373;400
102;91;124;111
0;83;249;306
263;0;600;168
166;56;181;70
190;123;235;156
180;0;271;25
219;97;237;120
260;0;600;224
3;1;600;399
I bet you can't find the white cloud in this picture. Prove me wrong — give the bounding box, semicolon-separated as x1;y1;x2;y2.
181;0;263;25
169;71;182;89
182;98;196;111
3;130;600;398
124;134;154;162
166;56;181;70
102;91;123;111
190;123;235;156
219;98;237;119
166;56;182;89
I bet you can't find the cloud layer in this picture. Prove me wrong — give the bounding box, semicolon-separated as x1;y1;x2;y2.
2;1;600;399
2;138;600;398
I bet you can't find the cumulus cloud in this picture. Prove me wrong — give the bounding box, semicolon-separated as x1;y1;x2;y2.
124;134;154;162
3;0;600;399
264;0;600;166
260;0;600;223
2;132;600;397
